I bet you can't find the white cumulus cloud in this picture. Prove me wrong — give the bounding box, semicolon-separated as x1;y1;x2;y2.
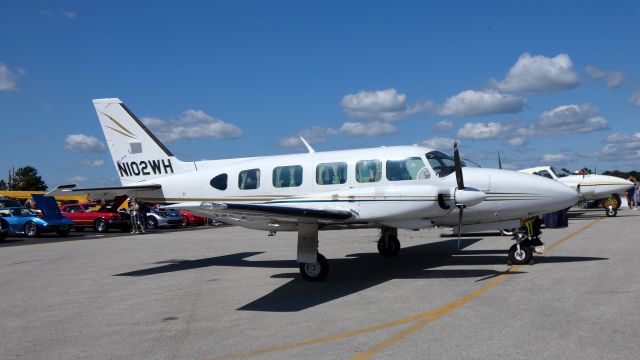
277;127;338;147
435;90;525;118
65;176;88;183
586;66;624;89
535;104;608;135
60;10;77;19
142;110;242;142
82;159;105;167
457;122;505;140
0;63;19;91
340;88;429;121
433;120;453;131
64;134;106;153
542;153;572;163
493;53;579;93
629;90;640;107
338;121;397;137
507;137;528;147
422;137;457;150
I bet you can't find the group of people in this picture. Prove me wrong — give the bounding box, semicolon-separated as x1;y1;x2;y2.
128;198;149;234
626;176;640;210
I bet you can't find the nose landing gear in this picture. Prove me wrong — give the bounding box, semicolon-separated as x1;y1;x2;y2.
508;230;543;265
377;227;400;257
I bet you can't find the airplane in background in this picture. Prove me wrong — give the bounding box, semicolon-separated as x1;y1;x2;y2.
520;166;633;217
50;98;578;281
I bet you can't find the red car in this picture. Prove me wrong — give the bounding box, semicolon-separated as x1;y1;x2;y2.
180;210;208;226
60;197;130;233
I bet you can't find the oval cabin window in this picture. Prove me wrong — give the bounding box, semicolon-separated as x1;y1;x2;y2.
210;173;228;190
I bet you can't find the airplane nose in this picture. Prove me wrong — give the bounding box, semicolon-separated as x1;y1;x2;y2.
549;179;580;209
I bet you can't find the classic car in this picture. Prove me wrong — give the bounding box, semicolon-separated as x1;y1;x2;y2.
60;196;131;232
0;195;74;238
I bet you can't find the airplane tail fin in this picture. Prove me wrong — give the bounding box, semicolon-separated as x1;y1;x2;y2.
92;98;194;185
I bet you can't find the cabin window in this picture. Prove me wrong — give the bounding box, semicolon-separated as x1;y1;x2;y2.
273;165;303;188
356;160;382;183
316;162;347;185
386;157;426;181
210;173;228;190
238;169;260;190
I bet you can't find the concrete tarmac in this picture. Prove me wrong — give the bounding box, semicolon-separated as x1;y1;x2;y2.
1;209;639;360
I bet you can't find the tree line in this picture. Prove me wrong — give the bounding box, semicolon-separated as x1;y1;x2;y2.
0;166;48;191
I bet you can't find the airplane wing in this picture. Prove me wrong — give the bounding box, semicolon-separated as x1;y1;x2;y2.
165;201;354;225
46;184;162;200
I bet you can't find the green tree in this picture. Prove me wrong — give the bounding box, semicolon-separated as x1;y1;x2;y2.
0;179;7;190
9;166;47;191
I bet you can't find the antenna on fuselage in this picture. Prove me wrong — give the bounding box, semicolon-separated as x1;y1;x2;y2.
300;137;315;153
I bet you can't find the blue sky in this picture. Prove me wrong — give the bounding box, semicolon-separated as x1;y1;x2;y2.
1;1;639;188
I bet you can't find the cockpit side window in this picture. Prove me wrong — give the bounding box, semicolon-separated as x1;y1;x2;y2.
425;151;460;178
550;167;571;178
533;170;554;179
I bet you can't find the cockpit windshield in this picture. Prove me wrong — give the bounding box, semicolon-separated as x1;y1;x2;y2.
426;151;463;177
550;167;572;178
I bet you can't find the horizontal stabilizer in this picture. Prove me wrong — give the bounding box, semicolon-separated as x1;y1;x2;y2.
47;184;162;200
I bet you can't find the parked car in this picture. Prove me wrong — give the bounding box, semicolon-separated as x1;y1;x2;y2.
146;207;182;229
60;196;131;233
0;217;8;241
180;210;208;226
0;195;74;238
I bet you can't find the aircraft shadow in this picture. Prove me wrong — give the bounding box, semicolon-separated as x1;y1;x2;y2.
114;238;606;312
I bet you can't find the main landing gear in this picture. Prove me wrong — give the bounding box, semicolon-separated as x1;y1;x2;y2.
296;223;330;281
377;227;400;257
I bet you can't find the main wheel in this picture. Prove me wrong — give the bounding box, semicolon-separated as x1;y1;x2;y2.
24;221;39;238
377;235;401;257
147;217;158;229
508;244;532;265
299;253;329;281
94;218;108;233
605;206;617;217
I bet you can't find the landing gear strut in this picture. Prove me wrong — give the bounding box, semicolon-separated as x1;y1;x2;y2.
377;227;400;257
296;222;329;281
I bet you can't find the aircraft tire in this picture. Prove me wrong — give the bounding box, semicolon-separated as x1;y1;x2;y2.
605;206;617;217
299;253;329;281
377;235;401;257
508;244;532;265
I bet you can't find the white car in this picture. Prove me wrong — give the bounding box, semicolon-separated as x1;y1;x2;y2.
145;208;183;229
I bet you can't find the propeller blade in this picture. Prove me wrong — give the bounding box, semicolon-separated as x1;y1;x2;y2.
453;142;464;189
498;152;502;169
457;206;463;251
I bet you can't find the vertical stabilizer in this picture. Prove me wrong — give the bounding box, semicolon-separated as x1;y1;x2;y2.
92;98;194;185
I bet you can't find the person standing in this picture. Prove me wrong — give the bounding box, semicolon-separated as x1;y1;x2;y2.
626;177;636;209
129;198;139;234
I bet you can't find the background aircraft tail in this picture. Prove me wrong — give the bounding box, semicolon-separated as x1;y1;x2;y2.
93;98;194;185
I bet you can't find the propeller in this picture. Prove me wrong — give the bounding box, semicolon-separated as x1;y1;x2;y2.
452;142;487;251
497;152;502;169
453;142;464;251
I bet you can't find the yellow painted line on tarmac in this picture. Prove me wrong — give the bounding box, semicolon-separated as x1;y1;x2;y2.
205;218;601;360
349;218;601;360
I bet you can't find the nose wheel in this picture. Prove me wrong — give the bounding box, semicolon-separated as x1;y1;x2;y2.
508;243;533;265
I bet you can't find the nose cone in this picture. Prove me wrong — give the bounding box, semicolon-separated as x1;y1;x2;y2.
490;169;579;215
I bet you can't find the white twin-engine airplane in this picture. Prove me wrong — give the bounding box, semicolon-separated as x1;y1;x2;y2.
519;166;633;217
53;98;578;281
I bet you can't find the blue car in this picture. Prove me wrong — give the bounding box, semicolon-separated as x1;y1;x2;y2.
0;195;74;238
